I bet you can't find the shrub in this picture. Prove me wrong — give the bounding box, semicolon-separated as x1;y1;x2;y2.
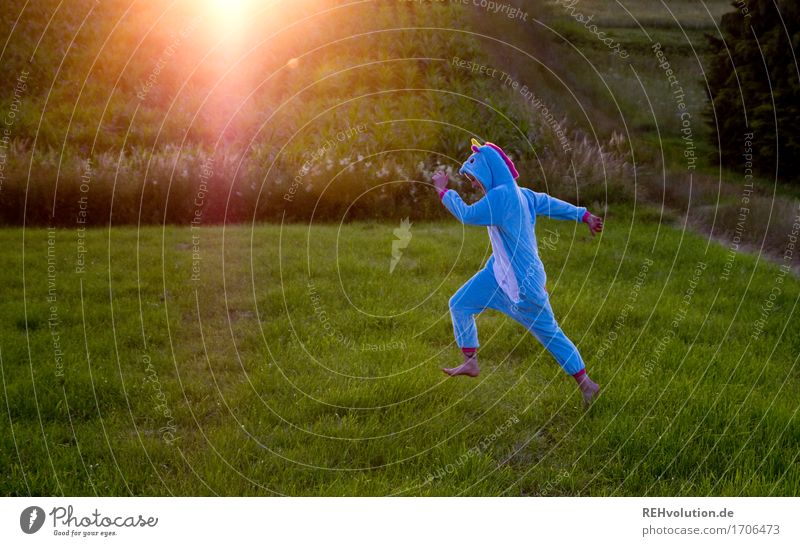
705;1;800;181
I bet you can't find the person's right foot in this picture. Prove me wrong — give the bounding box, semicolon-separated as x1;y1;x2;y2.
443;356;480;377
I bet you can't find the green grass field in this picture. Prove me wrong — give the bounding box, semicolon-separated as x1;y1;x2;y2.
1;208;798;495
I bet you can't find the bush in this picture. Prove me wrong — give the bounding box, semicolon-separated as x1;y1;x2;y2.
705;1;800;181
0;0;635;225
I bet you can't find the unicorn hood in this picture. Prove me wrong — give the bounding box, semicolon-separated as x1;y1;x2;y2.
458;138;519;192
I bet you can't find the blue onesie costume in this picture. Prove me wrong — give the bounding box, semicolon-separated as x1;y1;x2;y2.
440;141;588;376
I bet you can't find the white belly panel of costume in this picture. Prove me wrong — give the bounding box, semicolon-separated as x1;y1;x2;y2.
488;226;521;303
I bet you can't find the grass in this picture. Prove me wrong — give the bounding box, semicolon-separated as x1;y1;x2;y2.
477;0;800;261
1;208;798;495
541;1;719;146
547;0;733;30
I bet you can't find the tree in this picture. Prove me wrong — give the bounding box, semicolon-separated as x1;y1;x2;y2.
705;0;800;181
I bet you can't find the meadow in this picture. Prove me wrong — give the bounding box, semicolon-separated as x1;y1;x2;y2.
2;0;799;499
2;206;798;495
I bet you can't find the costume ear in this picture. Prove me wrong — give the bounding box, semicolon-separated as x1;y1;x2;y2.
470;137;481;152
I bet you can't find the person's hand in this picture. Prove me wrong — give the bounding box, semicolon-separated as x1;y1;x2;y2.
583;212;603;236
432;171;448;193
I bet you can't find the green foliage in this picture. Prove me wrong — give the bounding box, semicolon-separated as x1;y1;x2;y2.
1;0;634;225
705;1;800;179
1;214;798;495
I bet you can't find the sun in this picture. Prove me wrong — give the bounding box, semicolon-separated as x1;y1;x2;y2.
201;0;251;34
188;0;297;42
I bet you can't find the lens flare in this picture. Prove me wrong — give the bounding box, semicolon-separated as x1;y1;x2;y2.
201;0;250;34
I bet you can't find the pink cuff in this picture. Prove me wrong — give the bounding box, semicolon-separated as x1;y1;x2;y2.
438;188;448;199
582;210;591;223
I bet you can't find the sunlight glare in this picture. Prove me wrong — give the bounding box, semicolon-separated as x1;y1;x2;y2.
202;0;250;35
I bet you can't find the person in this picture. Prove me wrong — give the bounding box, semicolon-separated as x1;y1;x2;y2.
432;139;603;406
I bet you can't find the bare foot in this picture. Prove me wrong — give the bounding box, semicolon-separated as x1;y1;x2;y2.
579;378;600;407
443;356;480;377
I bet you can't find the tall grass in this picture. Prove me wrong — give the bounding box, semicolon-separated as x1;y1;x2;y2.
1;125;635;226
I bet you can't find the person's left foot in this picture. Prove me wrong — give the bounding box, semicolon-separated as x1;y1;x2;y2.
443;356;480;377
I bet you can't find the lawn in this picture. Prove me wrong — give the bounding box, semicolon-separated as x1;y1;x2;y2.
1;207;798;495
547;0;733;30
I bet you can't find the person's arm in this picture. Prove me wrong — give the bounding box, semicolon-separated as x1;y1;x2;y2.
432;170;502;226
528;189;587;221
441;189;502;226
522;188;603;235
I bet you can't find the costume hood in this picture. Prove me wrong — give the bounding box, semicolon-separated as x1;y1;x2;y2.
458;138;519;191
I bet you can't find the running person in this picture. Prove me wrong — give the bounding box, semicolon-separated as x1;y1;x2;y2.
432;139;603;406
